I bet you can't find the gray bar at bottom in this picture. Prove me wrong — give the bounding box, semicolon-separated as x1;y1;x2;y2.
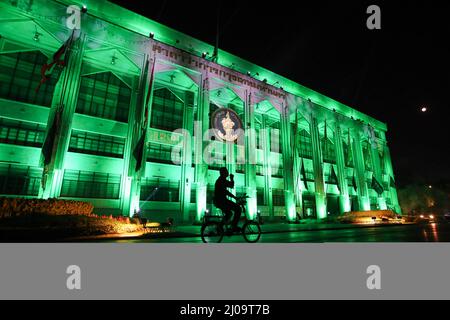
0;243;449;300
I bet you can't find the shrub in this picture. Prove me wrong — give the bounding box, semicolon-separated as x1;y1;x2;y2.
0;197;94;219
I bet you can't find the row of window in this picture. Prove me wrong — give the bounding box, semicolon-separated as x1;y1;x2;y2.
69;130;125;158
0;164;394;208
140;178;180;202
0;51;58;107
0;164;42;196
60;170;121;199
0;117;46;147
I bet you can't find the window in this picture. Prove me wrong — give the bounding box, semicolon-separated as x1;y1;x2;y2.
343;142;354;167
69;130;125;158
207;142;225;171
272;189;285;206
270;122;282;153
236;164;245;174
379;150;386;174
151;88;184;132
0;164;42;196
76;71;131;122
305;169;314;181
0;117;46;148
140;178;179;202
271;160;284;178
257;187;266;206
298;130;313;159
370;196;379;210
255;125;263;149
362;141;373;171
60;170;121;199
321;138;336;164
147;142;180;165
206;184;215;204
235;186;246;199
256;164;264;176
0;51;58;107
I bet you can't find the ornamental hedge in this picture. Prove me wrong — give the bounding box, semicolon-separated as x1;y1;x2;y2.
0;197;94;219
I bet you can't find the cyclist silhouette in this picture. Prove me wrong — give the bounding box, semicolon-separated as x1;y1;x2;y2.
213;167;242;232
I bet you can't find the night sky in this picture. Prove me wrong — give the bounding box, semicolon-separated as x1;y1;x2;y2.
110;0;449;187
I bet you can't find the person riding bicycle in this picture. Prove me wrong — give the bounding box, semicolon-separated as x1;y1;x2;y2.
213;167;242;232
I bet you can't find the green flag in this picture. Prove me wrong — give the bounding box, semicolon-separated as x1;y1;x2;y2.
352;172;358;191
389;175;396;188
329;165;340;192
41;105;63;167
301;158;308;190
133;58;156;172
371;176;384;195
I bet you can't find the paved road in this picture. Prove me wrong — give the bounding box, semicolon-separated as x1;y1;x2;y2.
111;222;450;243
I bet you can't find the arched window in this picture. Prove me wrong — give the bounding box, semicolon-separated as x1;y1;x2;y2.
76;71;131;122
0;51;58;107
298;129;312;159
151;88;184;131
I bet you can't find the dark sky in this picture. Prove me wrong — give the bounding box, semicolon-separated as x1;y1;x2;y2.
110;0;449;186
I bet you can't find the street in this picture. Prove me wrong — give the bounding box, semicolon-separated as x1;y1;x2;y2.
110;222;450;243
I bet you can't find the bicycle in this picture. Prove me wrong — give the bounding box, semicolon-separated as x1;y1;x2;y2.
200;195;262;243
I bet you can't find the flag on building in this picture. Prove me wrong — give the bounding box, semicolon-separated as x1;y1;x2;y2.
389;175;396;188
352;172;358;191
133;58;156;172
133;129;146;172
301;157;308;190
41;105;63;167
329;165;339;192
35;30;75;93
323;120;328;154
346;129;353;167
371;176;384;195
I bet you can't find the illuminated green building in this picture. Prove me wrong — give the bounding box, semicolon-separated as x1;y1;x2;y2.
0;0;401;223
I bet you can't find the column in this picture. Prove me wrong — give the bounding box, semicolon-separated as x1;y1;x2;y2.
226;103;237;178
261;115;274;219
194;75;210;223
369;138;387;210
334;121;351;214
127;55;155;217
180;90;195;222
280;104;296;221
352;128;370;211
39;33;86;199
384;144;401;214
292;110;303;218
120;71;140;216
244;93;257;219
309;116;326;219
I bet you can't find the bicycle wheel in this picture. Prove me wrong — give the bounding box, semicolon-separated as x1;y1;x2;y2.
201;222;224;243
242;221;261;243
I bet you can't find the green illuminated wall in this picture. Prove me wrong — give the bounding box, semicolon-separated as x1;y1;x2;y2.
0;0;401;223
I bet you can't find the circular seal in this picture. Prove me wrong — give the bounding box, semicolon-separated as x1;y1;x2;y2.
211;108;244;142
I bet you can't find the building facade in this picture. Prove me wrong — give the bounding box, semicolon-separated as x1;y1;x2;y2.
0;0;401;223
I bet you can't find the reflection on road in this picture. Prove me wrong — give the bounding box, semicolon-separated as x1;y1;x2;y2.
109;222;450;243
